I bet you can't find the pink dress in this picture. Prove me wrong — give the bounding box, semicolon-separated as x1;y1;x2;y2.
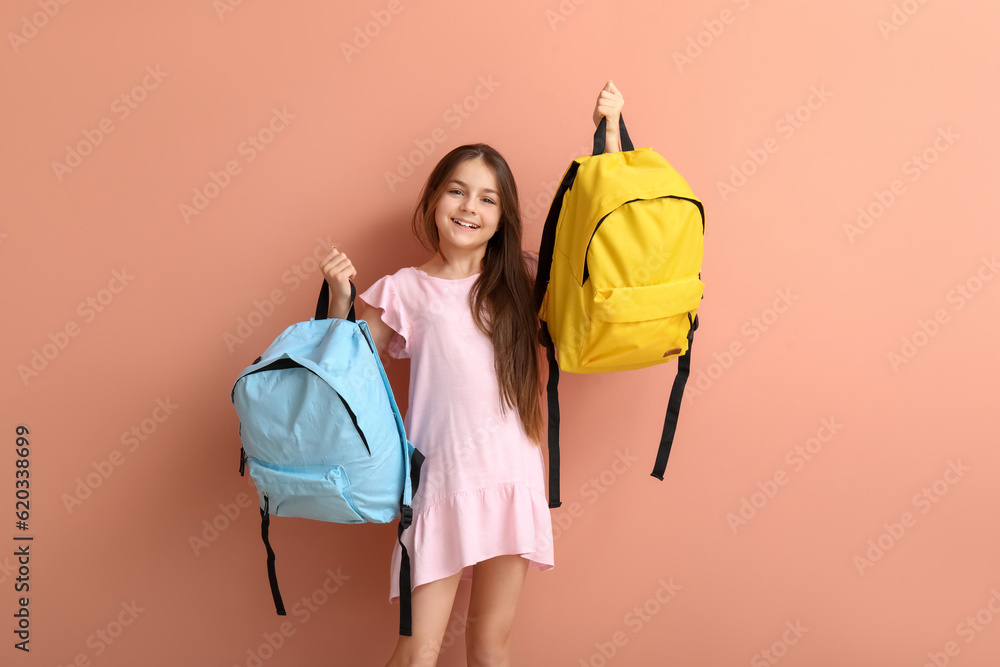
359;264;554;602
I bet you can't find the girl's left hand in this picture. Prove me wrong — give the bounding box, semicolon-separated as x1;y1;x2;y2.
592;80;625;153
592;80;625;130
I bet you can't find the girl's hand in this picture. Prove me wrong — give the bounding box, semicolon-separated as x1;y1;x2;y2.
320;246;357;319
592;80;625;153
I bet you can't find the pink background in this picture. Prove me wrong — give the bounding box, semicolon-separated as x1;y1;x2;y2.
2;1;999;665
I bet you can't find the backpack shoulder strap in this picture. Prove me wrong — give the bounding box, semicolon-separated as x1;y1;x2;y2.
650;313;698;480
534;115;635;510
397;447;424;636
535;167;575;510
541;326;562;509
259;494;286;615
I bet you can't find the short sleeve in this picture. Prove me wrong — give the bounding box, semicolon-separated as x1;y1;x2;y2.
358;274;410;359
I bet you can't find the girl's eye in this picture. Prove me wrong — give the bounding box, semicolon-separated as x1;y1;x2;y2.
449;189;463;196
482;198;496;205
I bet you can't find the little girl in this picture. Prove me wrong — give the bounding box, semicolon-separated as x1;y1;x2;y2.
321;81;624;667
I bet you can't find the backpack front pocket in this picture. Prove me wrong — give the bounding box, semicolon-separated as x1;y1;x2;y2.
581;276;703;370
246;458;365;524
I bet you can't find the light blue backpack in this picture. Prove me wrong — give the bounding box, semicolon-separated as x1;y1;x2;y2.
231;281;423;636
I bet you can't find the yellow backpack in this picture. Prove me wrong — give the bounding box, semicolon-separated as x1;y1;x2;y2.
534;116;705;508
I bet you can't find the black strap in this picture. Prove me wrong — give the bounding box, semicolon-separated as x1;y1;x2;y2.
592;114;635;155
397;526;413;636
397;448;425;636
260;495;286;615
535;166;576;510
650;314;698;480
541;324;561;509
315;280;356;322
533;164;579;314
534;116;637;509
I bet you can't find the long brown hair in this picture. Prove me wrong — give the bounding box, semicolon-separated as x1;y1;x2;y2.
411;144;543;443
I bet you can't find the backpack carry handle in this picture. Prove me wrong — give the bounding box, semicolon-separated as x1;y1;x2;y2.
593;114;635;155
315;280;356;322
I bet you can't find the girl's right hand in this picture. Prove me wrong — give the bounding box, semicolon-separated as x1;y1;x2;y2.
320;245;357;319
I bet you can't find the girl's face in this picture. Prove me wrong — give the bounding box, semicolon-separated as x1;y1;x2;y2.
432;158;501;254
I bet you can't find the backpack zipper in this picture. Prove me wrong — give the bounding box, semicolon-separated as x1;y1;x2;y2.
242;358;371;456
581;195;705;283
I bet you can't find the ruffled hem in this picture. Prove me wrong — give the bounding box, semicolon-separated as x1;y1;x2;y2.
388;481;554;602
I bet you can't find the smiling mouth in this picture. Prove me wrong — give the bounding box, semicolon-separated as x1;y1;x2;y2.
453;219;480;229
